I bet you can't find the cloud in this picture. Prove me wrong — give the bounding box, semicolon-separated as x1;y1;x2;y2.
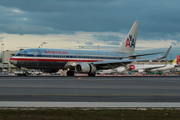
85;42;93;45
93;34;123;42
12;9;23;13
23;18;27;20
0;37;5;40
0;0;180;58
108;41;120;45
0;0;180;40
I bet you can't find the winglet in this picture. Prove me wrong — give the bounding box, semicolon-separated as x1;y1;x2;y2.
159;45;172;59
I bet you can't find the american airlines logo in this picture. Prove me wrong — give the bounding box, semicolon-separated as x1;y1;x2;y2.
44;50;68;54
125;35;135;48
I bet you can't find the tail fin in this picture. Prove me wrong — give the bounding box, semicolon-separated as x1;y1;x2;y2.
170;54;180;65
113;21;139;54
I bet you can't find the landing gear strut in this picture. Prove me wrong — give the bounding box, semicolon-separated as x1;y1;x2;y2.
88;72;96;76
67;70;74;76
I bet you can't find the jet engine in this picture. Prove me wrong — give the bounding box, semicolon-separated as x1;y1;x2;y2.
138;69;144;73
41;69;59;73
75;63;96;73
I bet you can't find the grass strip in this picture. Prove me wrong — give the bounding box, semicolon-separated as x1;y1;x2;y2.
0;108;180;120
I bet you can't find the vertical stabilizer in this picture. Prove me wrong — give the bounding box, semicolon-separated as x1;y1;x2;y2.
177;55;180;65
113;21;139;54
170;54;180;65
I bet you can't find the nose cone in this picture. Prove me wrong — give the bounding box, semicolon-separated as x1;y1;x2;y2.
9;58;17;65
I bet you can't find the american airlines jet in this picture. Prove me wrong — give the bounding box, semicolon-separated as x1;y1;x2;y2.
9;21;171;76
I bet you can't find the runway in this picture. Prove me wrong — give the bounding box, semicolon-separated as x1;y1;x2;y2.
0;76;180;108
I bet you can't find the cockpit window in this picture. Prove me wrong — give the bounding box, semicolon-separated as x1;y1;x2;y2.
15;53;20;56
15;50;28;56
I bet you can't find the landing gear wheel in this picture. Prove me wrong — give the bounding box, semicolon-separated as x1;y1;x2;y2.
17;74;27;76
67;70;74;76
88;72;96;76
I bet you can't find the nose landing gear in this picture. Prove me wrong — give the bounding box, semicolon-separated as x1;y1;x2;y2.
67;70;74;76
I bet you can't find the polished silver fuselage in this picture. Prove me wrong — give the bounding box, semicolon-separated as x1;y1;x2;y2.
10;48;131;69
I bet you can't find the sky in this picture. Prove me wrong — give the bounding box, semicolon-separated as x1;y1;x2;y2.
0;0;180;60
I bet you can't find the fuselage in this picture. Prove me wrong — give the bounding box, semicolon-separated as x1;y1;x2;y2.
131;64;175;72
10;48;131;69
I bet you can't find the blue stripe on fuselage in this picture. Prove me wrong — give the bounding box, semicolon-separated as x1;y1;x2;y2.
14;48;131;60
15;54;123;60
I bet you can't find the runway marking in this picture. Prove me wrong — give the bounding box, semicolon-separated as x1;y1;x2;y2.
1;94;180;97
0;84;72;87
1;102;180;108
78;77;180;86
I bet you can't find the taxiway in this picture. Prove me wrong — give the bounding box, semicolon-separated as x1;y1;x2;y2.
0;76;180;102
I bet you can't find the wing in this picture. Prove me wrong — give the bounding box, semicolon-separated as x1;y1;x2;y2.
129;52;164;59
139;65;167;72
93;46;172;70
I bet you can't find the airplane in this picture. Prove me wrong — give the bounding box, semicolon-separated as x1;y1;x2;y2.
129;54;180;72
9;21;172;76
97;66;126;75
116;66;126;73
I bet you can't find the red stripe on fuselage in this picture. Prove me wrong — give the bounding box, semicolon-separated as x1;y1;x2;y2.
10;58;102;62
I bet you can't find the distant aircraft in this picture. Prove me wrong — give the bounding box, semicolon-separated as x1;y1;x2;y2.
116;67;126;73
97;67;126;75
129;54;180;72
9;21;171;76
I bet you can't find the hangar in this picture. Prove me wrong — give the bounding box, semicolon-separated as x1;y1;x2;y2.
0;50;18;72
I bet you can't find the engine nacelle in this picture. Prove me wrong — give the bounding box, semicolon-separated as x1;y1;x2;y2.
41;69;59;73
138;69;144;73
75;63;96;73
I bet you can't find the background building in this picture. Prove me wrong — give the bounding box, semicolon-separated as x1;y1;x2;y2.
1;50;18;72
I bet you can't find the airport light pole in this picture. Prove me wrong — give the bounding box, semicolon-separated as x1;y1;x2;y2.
39;42;47;48
0;41;4;71
2;43;4;71
98;45;99;51
0;40;3;71
0;40;2;58
78;46;83;50
40;44;43;48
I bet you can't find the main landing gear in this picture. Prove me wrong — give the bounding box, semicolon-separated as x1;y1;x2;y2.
66;70;96;76
88;72;96;76
67;70;74;76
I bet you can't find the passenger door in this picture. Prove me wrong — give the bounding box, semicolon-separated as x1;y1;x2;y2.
34;53;38;61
